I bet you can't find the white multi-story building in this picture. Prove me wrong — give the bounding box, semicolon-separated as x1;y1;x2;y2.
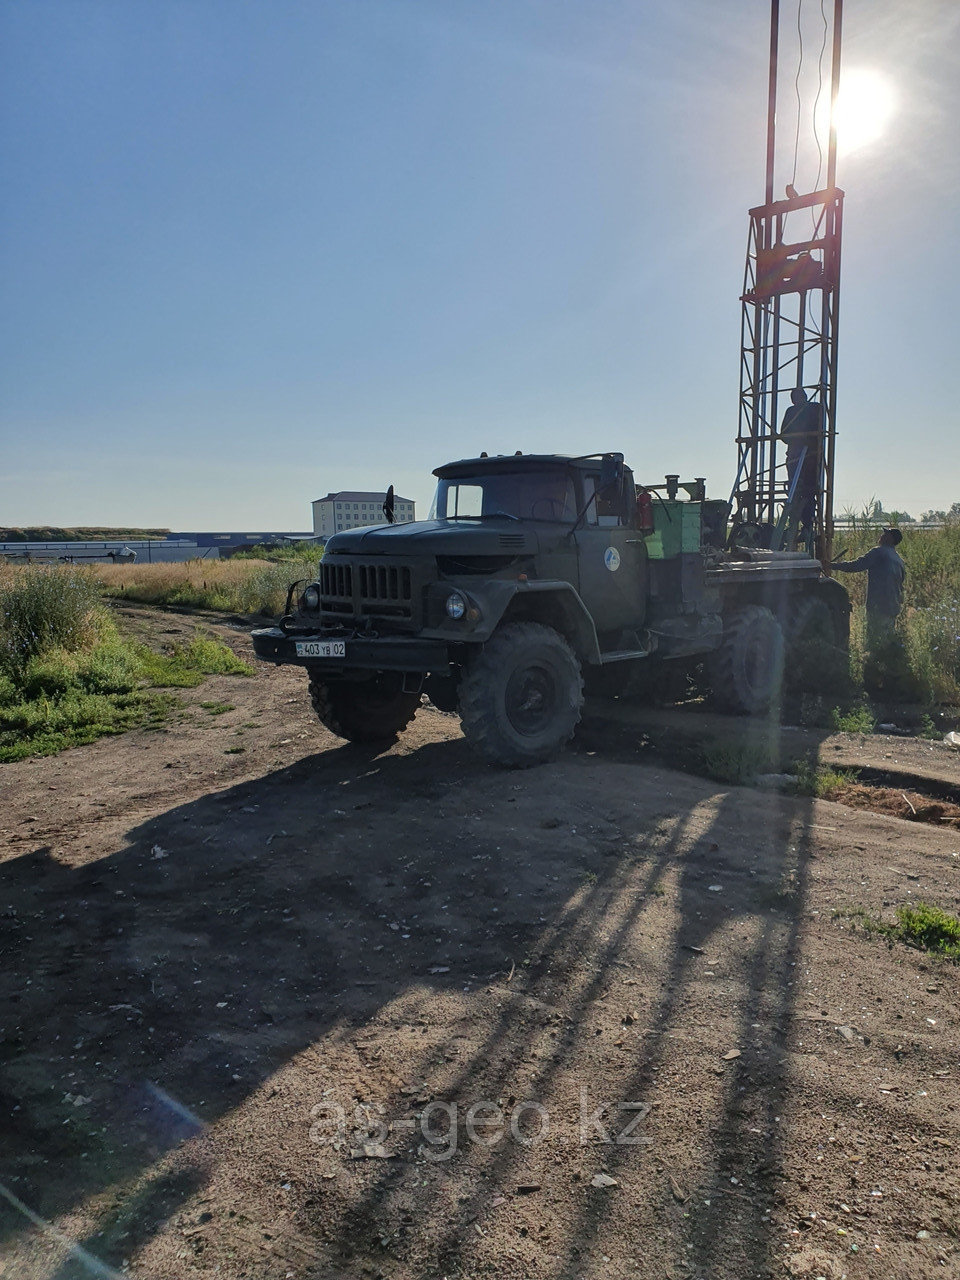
311;491;416;538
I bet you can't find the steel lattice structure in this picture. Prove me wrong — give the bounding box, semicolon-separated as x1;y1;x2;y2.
733;186;843;561
731;0;844;567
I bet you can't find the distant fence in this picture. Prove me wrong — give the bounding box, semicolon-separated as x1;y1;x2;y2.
833;519;946;531
0;541;221;564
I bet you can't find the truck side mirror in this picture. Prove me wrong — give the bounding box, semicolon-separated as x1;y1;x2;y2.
599;453;624;495
382;484;396;524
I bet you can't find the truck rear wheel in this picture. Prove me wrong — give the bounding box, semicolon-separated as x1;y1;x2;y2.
458;622;584;767
785;594;850;698
308;673;421;743
709;605;784;715
789;595;836;648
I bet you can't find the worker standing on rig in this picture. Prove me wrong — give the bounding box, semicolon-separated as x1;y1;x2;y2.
779;387;823;548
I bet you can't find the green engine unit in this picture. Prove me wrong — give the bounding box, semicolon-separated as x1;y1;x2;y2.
644;501;702;559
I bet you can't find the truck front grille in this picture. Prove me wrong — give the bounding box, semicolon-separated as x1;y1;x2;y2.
319;559;417;625
322;563;353;599
358;564;412;602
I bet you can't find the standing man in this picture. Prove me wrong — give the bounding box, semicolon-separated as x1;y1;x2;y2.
779;387;823;547
831;528;907;635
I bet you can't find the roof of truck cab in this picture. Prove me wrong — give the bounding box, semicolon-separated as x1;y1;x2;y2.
433;454;620;478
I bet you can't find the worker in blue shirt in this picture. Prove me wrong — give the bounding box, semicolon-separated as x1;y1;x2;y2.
831;528;906;630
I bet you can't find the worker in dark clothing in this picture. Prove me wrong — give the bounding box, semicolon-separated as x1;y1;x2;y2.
779;387;823;547
832;528;907;633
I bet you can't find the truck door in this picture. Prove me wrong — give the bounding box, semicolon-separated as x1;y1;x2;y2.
573;467;648;637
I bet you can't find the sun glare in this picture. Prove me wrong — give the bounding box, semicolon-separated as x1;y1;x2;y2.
834;68;898;154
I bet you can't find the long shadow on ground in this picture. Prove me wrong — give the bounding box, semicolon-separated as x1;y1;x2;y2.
1;719;821;1278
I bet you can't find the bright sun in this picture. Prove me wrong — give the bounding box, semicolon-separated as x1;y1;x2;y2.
834;68;898;154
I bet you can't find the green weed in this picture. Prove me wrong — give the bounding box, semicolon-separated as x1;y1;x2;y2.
0;566;102;676
178;636;253;676
700;739;776;785
200;701;235;715
0;691;177;762
134;636;253;687
840;902;960;963
918;712;940;739
892;902;960;961
0;569;255;761
829;704;876;734
231;540;322;565
792;760;859;798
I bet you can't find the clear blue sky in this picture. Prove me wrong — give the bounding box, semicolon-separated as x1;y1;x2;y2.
1;0;957;529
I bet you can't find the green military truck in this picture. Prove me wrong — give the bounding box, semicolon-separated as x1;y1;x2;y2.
251;452;849;766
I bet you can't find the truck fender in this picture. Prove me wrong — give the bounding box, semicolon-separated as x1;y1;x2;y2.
480;580;601;665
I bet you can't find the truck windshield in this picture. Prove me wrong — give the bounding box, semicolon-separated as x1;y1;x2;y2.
431;469;578;524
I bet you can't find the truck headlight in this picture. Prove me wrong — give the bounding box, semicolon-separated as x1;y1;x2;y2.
445;591;467;620
302;584;321;612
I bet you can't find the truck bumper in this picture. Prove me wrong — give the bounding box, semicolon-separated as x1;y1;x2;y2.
250;627;450;674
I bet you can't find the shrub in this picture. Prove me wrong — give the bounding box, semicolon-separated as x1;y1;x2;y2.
829;703;876;734
843;901;960;964
225;562;297;617
903;598;960;703
133;635;253;688
700;739;776;784
792;760;858;798
0;673;17;707
893;902;960;961
0;689;176;763
77;642;144;694
92;558;297;615
0;566;101;676
0;568;255;761
231;540;322;565
176;636;254;676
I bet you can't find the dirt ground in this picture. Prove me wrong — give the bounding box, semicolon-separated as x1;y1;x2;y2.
1;605;959;1280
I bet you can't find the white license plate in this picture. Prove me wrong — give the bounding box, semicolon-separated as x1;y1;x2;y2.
295;640;346;659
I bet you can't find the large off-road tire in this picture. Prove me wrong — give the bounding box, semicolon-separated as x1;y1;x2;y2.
308;673;421;743
458;622;584;767
784;593;851;699
789;595;836;648
708;605;784;715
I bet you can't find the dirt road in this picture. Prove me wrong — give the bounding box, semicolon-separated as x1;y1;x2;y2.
1;608;959;1280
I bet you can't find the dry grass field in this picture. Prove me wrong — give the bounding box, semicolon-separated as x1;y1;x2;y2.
91;558;297;616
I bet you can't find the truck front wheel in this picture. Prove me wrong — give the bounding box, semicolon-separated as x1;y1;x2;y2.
708;605;784;715
458;622;584;767
308;673;421;743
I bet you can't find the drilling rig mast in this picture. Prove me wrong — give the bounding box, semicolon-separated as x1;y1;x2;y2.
732;0;843;565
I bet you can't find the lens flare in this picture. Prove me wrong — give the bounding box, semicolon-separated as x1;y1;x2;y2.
834;68;898;154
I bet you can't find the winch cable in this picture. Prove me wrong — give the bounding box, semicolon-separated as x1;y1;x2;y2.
789;0;805;192
811;0;830;226
789;0;832;238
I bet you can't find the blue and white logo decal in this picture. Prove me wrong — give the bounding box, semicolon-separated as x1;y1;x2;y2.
604;546;621;572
